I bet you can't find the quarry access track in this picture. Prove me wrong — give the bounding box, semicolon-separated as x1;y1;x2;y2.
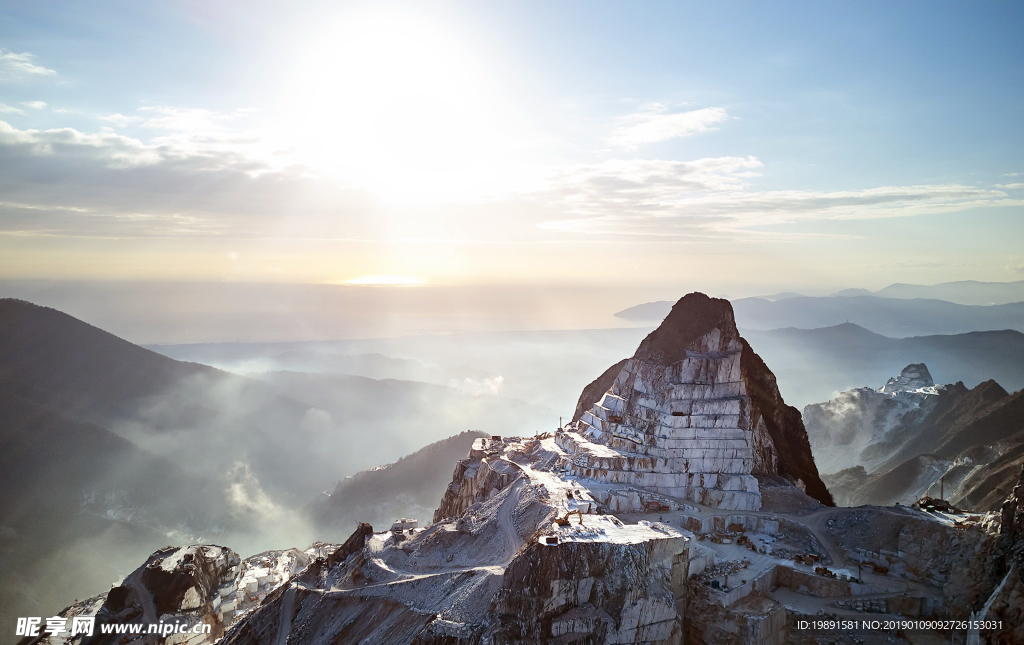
350;478;527;592
667;499;938;599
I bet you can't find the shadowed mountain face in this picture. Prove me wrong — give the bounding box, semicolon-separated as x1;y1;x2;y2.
0;299;553;635
308;430;488;540
0;299;553;497
0;382;231;641
0;299;208;419
571;359;628;424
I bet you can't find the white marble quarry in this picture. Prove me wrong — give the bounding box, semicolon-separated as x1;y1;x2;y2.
562;330;764;511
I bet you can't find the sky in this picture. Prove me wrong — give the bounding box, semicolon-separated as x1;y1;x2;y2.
1;0;1023;296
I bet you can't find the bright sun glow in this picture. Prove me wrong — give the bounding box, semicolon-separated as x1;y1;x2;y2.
277;10;538;205
343;275;425;286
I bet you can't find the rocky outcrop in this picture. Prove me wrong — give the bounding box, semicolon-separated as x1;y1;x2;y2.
21;545;326;645
879;363;935;394
573;359;629;424
804;362;948;476
490;538;688;644
433;438;525;522
327;523;373;568
85;545;239;645
567;293;832;510
970;464;1024;643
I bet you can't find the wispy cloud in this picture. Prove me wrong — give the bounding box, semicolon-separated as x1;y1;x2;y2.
0;49;56;80
139;105;257;132
536;157;1024;239
0;111;1019;246
0;119;380;239
0;103;25;114
609;105;728;147
22;100;47;110
0;120;161;167
98;113;142;127
881;261;984;269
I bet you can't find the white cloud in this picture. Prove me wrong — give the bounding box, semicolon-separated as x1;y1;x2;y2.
141;106;233;131
996;183;1024;189
0;120;160;167
0;118;382;239
0;103;25;114
536;158;1024;239
98;113;142;127
22;100;46;110
0;49;56;80
0;108;1018;247
609;106;729;147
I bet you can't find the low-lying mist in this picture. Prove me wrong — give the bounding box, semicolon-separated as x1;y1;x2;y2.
3;284;1023;641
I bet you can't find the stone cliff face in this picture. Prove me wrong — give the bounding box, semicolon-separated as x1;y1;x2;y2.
974;464;1024;643
490;538;689;644
737;340;833;506
50;545;241;645
569;293;832;509
24;545;322;645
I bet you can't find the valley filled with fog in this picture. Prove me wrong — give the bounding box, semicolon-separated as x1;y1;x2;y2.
3;283;1024;637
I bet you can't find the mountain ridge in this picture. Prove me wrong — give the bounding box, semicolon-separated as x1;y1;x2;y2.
614;294;1024;338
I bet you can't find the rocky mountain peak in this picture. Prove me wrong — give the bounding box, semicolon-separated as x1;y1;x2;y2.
632;292;737;366
879;362;935;394
571;292;833;509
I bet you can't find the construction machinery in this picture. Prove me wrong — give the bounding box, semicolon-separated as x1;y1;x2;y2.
555;509;584;526
643;500;670;513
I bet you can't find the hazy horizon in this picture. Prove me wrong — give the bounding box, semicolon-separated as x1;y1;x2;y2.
4;277;1024;344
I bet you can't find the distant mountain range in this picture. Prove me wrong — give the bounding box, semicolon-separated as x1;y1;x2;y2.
615;294;1024;338
831;279;1024;306
743;323;1024;408
804;365;1024;511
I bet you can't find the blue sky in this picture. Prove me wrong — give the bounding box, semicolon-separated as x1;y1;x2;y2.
1;0;1022;293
